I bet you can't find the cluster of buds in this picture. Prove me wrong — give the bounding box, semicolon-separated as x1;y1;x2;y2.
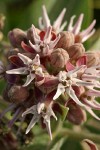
0;5;100;140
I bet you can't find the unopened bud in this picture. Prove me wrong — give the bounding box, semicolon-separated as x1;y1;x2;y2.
50;48;69;69
8;85;29;103
8;28;27;48
55;31;74;50
67;43;85;60
86;51;100;67
66;100;86;125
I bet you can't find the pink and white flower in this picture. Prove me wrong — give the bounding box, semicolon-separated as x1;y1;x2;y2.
6;53;44;86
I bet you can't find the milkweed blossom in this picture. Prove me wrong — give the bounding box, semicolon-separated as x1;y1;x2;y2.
0;5;100;140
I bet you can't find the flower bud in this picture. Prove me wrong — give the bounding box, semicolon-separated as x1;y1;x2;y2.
85;51;100;67
8;28;27;48
50;48;69;69
55;31;74;50
67;43;85;60
8;85;29;103
66;100;86;125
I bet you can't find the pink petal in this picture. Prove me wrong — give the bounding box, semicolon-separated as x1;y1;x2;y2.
76;55;87;66
18;53;32;65
82;139;98;150
66;61;75;71
21;41;35;53
23;74;35;87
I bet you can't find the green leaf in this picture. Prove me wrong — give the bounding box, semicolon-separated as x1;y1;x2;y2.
58;103;69;121
51;138;65;150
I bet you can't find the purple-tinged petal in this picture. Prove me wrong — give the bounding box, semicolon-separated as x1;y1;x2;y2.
29;41;41;52
86;89;100;97
42;5;51;29
32;24;41;44
66;61;75;71
23;74;35;87
82;29;96;43
82;98;100;110
66;86;84;107
76;56;87;66
9;55;24;67
44;26;52;43
67;15;76;31
53;83;65;100
21;41;36;53
85;107;100;121
18;53;32;65
53;8;66;31
6;67;27;74
81;20;96;38
82;139;98;150
72;14;84;35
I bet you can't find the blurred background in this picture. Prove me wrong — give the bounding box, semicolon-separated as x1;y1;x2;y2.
0;0;100;150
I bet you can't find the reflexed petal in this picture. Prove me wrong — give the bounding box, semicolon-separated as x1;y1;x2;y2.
21;41;36;53
26;115;40;134
82;29;96;43
38;17;44;30
29;41;41;52
23;74;35;87
22;105;37;116
66;86;84;107
58;21;67;33
85;107;100;121
53;83;65;100
82;98;100;110
43;116;52;140
6;67;27;74
81;20;96;37
86;89;100;97
18;53;32;65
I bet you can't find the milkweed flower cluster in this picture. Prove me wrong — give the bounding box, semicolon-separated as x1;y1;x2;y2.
0;5;100;140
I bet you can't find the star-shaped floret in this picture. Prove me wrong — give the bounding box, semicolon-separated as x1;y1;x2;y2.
22;102;57;140
29;25;60;56
67;14;96;42
53;66;95;107
6;53;44;86
39;5;67;33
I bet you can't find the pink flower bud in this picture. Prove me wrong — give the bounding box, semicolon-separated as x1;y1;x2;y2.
8;85;29;103
67;43;85;60
55;31;74;50
66;100;87;125
8;28;27;48
85;51;100;67
50;48;69;69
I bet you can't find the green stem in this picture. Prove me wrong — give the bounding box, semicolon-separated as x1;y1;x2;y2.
57;128;100;143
